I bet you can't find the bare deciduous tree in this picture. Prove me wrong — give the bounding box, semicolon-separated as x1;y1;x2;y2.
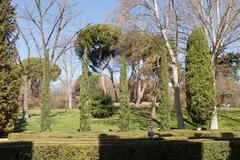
20;0;83;131
15;26;32;123
59;48;80;109
105;59;120;102
179;0;240;129
113;0;185;128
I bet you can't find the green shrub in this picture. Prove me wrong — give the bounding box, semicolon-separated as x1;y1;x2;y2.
91;89;114;118
8;132;149;140
1;138;240;160
0;0;21;135
76;74;115;119
9;130;240;140
186;28;215;127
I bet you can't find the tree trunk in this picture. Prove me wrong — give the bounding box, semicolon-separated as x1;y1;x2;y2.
67;85;72;109
197;125;201;131
22;75;30;123
173;83;184;129
100;70;107;94
113;85;118;101
136;80;142;106
162;29;185;129
109;69;118;101
136;80;147;106
210;109;218;129
151;96;157;118
210;62;218;129
151;0;184;128
134;81;138;103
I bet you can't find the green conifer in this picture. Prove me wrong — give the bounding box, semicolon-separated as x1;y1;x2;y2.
40;50;51;131
186;28;216;128
79;48;91;131
158;50;171;130
0;0;20;134
119;54;130;131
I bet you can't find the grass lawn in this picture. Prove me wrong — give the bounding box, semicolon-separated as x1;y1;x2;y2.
15;107;240;133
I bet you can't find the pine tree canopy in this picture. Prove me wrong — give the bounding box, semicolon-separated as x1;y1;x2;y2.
75;24;121;72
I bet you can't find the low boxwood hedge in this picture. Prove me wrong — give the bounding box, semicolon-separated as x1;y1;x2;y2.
3;131;240;160
8;130;240;140
1;139;240;160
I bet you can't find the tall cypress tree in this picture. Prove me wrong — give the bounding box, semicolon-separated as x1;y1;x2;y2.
0;0;20;134
158;50;171;130
79;48;91;131
186;28;215;129
119;54;130;131
75;24;121;132
40;50;51;131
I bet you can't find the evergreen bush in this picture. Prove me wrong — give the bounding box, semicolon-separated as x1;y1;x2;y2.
3;135;240;160
0;0;21;135
186;28;216;128
91;89;114;118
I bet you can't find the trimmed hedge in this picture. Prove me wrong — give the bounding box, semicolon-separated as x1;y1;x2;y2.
1;139;240;160
8;130;240;140
3;131;240;160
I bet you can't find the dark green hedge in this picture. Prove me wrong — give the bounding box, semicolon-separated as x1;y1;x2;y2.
1;139;240;160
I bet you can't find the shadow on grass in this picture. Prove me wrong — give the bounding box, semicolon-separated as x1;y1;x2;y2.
15;111;68;132
132;110;199;130
218;113;240;123
132;110;161;130
182;118;207;130
182;118;196;128
51;111;68;118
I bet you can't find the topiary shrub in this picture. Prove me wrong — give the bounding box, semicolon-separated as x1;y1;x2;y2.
91;89;114;118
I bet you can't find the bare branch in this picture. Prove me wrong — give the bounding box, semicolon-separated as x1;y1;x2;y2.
29;29;41;58
45;4;66;48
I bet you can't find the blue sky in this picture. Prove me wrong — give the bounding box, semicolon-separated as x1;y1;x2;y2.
12;0;119;88
13;0;118;59
77;0;118;24
13;0;118;24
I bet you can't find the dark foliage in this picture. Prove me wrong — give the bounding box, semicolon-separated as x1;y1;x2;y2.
0;0;21;134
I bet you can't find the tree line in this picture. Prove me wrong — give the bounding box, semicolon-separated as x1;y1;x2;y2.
0;0;240;135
